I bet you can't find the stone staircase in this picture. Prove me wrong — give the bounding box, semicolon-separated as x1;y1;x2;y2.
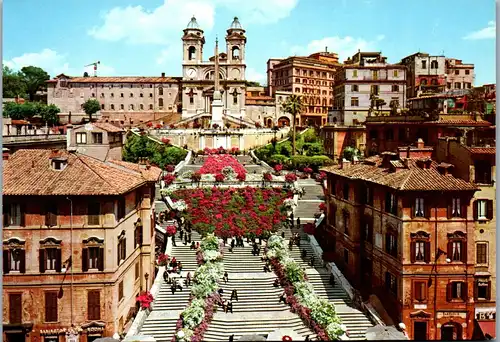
282;226;374;340
204;242;316;341
138;229;202;342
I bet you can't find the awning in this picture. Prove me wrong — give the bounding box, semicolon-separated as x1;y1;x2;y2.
477;321;496;339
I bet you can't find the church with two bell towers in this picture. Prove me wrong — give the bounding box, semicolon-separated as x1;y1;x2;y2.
181;16;250;126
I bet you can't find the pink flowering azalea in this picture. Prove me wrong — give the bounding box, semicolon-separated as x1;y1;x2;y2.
215;173;225;182
199;154;247;178
319;203;326;211
166;225;177;236
161;137;170;145
136;291;154;309
303;167;313;174
285;173;298;183
263;172;273;181
274;164;283;172
163;174;176;185
165;164;175;173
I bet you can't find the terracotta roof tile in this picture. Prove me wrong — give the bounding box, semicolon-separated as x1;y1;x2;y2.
463;146;496;154
3;149;161;196
107;160;162;182
321;156;477;192
92;122;124;132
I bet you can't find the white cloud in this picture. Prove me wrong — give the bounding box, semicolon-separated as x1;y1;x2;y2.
88;0;298;45
463;21;496;40
291;35;385;63
246;67;266;84
3;48;115;77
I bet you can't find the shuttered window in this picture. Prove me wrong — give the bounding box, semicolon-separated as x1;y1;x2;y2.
45;203;58;227
45;292;58;322
9;293;22;324
87;290;101;320
3;249;26;274
82;246;104;272
88;202;101;226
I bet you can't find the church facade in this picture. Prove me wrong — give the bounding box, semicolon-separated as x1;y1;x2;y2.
181;17;247;124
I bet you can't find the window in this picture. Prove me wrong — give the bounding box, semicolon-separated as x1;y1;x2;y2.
343;211;350;236
352;70;358;77
350;97;359;107
393;70;399;77
149;104;153;110
385;192;398;215
134;219;143;247
92;132;103;144
82;237;105;272
9;293;22;324
101;104;105;110
39;238;62;273
45;291;58;322
88;202;100;225
45;248;58;271
117;231;127;265
189;96;194;104
430;60;438;69
385;272;397;294
76;132;87;144
135;262;140;280
476;243;487;264
351;85;358;92
447;281;466;301
3;203;25;227
465;70;470;75
233;94;238;105
3;239;26;274
45;203;57;227
149;93;153;98
120;104;124;110
385;231;398;257
111;104;115;110
414;197;425;217
111;93;114;98
475;280;491;300
450;198;462;218
159;98;164;108
455;82;461;89
371;85;379;95
118;280;124;301
140;93;144;97
391;85;399;92
413;281;427;302
474;199;493;220
88;290;101;320
421;60;426;69
140;104;144;110
372;70;378;80
362;216;373;242
475;160;492;184
410;231;430;263
343;183;349;200
447;231;466;263
120;93;124;98
455;69;459;75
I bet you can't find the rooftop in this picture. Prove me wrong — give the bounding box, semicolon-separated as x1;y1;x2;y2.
322;155;478;192
3;149;161;196
71;122;124;133
47;76;180;84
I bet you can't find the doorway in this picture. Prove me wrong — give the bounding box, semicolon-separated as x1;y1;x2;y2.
441;322;461;340
5;333;25;342
413;321;428;340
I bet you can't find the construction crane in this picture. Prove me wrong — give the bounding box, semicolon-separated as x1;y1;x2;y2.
84;61;100;77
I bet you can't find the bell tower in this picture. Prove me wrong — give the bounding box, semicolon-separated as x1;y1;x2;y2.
182;16;205;68
226;17;246;69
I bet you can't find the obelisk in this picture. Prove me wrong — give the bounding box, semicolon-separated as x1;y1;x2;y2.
211;37;224;128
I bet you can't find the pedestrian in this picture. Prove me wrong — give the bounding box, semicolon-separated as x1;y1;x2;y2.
227;300;233;313
305;335;310;341
281;232;285;238
223;237;228;246
297;217;301;227
259;236;262;245
172;234;177;246
223;272;229;283
218;288;224;296
163;270;169;282
183;234;188;245
229;245;233;253
264;263;271;273
222;299;228;312
171;283;176;295
273;278;279;287
172;257;177;268
329;274;335;287
310;256;315;267
279;291;286;304
180;228;184;240
176;279;183;291
196;242;200;249
229;334;234;342
288;239;293;251
301;249;307;260
178;261;183;272
230;289;238;302
190;241;196;250
186;272;192;286
188;232;192;243
231;239;235;249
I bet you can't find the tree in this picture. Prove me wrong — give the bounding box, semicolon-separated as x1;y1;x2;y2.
3;101;60;125
282;94;304;156
245;81;261;87
82;99;101;121
39;103;61;125
20;66;50;101
3;66;27;98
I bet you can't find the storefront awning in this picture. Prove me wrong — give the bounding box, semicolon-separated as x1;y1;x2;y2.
477;321;496;339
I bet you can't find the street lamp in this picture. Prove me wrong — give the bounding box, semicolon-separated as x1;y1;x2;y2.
66;196;74;327
145;273;150;292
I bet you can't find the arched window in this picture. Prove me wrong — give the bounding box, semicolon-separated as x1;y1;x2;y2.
149;104;153;110
385;226;398;258
430;60;439;69
410;231;430;263
232;46;240;59
140;104;144;110
129;104;134;110
120;104;124;110
188;46;196;60
110;104;115;110
159;87;163;96
431;78;438;85
159;98;164;107
420;78;428;86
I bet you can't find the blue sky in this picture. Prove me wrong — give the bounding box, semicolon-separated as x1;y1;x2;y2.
3;0;496;85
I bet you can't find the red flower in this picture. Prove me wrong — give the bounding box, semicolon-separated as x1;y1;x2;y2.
303;167;313;174
163;174;176;185
136;291;154;309
191;172;202;182
263;172;273;181
166;225;177;236
155;123;162;129
237;173;246;181
161;137;171;145
199;154;247;178
165;164;175;173
146;122;153;127
213;123;219;129
215;173;225;182
319;203;326;211
157;253;169;266
170;124;175;129
274;164;283;172
255;122;262;128
285;173;297;183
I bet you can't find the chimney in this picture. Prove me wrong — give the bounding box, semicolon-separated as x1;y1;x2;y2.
340;158;351;169
406;146;411;158
381;151;397;168
437;162;453;176
138;157;147;169
66;124;73;151
416;138;424;149
3;148;10;161
161;72;165;77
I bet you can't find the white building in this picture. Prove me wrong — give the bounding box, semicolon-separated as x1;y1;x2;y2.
330;52;407;126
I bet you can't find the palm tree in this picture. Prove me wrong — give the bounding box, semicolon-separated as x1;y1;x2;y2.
282;94;304;156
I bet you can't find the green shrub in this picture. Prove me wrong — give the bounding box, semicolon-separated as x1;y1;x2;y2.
303;142;325;156
269;154;289;165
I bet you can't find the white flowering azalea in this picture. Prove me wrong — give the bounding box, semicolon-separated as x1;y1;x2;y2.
160;187;175;196
171;200;187;212
245;173;263;182
222;166;237;180
326;322;348;340
176;328;194;341
181;170;193;180
203;249;221;262
283;198;297;209
182;302;205;329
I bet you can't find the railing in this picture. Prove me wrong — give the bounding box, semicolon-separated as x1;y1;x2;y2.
3;134;67;144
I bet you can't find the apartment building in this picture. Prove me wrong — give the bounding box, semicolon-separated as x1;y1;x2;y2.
266;51;340;126
2;149;161;342
67;122;125;161
331;52;407;126
445;58;475;91
245;87;293;127
46;74;181;124
399;52;447;99
322;152;479;340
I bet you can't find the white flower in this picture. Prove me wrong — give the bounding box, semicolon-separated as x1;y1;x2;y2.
177;330;185;338
340;324;347;332
171;200;187;212
201;174;216;182
283;198;296;209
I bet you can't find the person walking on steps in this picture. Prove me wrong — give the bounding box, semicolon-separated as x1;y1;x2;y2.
309;256;315;267
230;289;238;302
297;217;301;227
281;232;285;239
223;272;229;283
273;278;280;287
190;241;196;250
180;228;184;241
229;334;234;342
231;239;235;249
226;300;233;313
170;283;176;295
279;291;287;304
172;234;177;247
186;272;192;286
290;212;294;227
329;274;335;287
